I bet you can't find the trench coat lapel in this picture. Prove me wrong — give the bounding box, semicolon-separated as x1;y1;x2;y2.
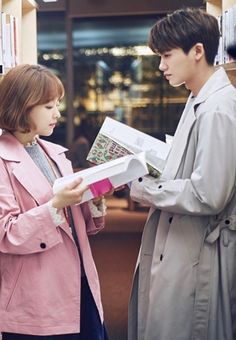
161;68;231;181
194;66;231;105
161;97;196;180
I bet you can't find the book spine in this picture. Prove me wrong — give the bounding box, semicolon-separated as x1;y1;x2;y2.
0;12;4;74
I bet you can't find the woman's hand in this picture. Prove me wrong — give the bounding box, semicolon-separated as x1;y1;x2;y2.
51;178;88;210
92;188;114;206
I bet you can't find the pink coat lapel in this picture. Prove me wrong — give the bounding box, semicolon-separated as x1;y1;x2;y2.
38;138;72;177
0;133;71;205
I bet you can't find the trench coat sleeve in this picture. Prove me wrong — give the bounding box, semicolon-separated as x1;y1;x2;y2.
131;109;236;216
0;158;63;255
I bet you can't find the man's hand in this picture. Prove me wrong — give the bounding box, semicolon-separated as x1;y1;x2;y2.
92;188;114;206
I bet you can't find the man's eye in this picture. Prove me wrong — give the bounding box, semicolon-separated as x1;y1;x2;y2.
45;106;53;109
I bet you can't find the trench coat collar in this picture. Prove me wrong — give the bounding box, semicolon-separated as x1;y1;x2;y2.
0;132;71;205
192;67;231;107
161;67;231;180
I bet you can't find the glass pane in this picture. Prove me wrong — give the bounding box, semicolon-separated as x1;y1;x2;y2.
37;11;67;145
72;15;189;145
37;13;190;146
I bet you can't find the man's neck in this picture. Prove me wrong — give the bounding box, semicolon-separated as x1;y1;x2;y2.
188;64;216;97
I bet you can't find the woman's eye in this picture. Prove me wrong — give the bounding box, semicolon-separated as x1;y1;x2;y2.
45;105;53;109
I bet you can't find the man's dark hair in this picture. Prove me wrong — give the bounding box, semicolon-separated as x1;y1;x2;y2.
148;7;220;65
227;45;236;59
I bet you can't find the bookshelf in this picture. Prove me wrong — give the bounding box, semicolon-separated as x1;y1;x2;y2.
0;0;38;74
207;0;236;85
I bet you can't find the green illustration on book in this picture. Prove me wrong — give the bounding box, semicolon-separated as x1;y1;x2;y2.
87;133;161;178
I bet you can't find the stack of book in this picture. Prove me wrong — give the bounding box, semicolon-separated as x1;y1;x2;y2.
0;9;19;75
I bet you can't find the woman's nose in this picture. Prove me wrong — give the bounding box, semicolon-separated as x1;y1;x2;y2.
54;106;61;118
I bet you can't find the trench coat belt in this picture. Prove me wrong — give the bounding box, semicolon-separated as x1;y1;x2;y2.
205;214;236;244
192;214;236;340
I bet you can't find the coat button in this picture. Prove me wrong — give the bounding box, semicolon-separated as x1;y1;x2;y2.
224;219;230;225
138;177;143;182
40;242;46;249
158;185;162;189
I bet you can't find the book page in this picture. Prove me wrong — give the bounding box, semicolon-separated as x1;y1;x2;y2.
87;117;171;177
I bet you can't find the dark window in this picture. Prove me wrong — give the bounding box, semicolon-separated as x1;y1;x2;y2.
37;13;189;146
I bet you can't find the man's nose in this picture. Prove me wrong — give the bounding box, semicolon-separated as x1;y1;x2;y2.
159;58;167;71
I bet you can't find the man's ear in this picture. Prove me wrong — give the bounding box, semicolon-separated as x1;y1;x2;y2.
194;43;204;61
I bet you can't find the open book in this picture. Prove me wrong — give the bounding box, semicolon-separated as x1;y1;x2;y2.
53;152;148;204
86;117;171;178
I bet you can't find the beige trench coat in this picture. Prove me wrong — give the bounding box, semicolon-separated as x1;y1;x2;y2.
128;68;236;340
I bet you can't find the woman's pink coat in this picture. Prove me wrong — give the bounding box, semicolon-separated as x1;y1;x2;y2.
0;133;105;335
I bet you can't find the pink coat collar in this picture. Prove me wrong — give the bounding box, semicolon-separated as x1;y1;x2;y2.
0;132;72;206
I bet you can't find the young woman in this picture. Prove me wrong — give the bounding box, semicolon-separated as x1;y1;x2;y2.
0;64;108;340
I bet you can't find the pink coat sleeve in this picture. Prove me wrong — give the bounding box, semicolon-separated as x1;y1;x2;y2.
80;202;105;235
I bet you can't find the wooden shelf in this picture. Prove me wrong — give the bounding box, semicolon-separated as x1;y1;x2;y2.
207;0;222;16
221;61;236;71
208;0;236;86
207;0;236;12
1;0;38;69
22;0;38;10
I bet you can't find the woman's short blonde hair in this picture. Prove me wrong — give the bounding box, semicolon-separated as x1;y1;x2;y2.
0;64;65;132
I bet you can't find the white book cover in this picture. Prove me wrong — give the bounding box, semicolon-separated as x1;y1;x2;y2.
53;152;148;204
87;117;171;178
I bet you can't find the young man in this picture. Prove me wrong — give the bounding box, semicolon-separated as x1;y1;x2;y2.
128;7;236;340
